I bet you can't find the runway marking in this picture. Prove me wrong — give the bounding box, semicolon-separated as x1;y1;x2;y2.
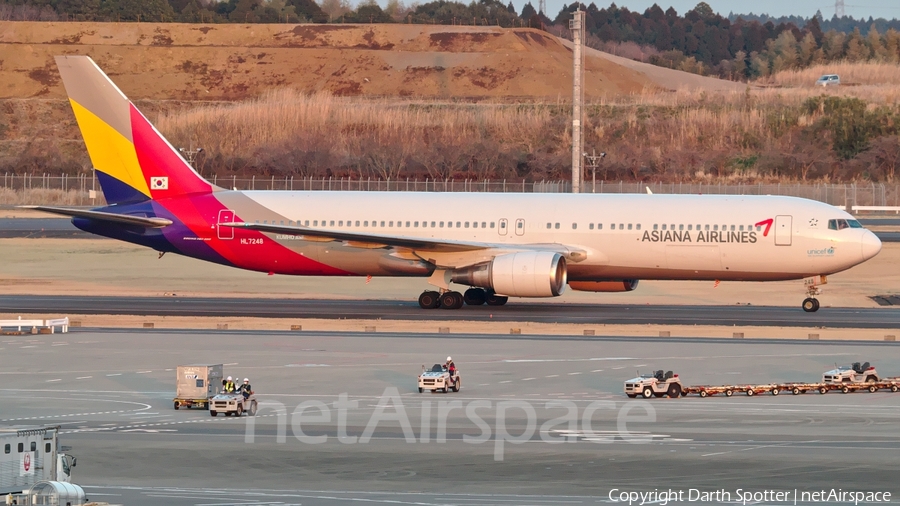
136;370;152;374
20;345;35;348
591;369;603;373
522;377;536;381
52;343;69;346
106;373;122;377
503;357;636;363
568;372;582;375
46;379;61;383
546;375;559;378
76;376;92;380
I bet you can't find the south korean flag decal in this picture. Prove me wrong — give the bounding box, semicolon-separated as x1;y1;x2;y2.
150;176;169;190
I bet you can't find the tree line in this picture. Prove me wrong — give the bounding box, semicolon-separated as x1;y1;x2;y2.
3;0;900;78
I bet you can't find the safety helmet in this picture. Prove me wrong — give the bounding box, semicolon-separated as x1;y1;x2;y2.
227;376;232;381
243;378;249;383
447;356;452;361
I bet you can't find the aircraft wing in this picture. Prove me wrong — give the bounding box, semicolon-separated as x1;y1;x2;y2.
20;206;173;228
221;221;588;262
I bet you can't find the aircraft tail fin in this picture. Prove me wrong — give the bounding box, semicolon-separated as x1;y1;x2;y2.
55;55;217;206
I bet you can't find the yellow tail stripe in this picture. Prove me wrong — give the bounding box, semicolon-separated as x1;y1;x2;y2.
70;98;151;198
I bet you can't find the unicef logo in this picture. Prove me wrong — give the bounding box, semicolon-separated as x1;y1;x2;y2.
827;247;835;255
808;247;836;257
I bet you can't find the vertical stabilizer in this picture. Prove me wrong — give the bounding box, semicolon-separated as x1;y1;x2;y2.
55;55;216;205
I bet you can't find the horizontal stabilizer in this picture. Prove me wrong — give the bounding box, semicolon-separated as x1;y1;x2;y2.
21;206;173;228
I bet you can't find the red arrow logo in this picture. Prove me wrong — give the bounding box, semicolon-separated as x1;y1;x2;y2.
755;218;774;237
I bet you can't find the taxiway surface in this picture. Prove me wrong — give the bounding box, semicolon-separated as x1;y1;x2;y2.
2;294;900;327
3;329;899;505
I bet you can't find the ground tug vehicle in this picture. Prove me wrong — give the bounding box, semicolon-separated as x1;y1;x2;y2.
625;362;900;398
418;364;461;393
210;391;258;417
624;370;683;398
173;364;223;410
0;426;75;496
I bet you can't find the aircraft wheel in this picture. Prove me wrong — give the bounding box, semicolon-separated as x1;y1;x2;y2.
439;291;464;309
485;294;508;306
418;291;440;309
463;288;487;306
802;298;819;312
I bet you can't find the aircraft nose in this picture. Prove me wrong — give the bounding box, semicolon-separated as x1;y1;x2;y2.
861;230;882;261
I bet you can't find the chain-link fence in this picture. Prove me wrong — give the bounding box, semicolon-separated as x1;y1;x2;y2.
2;173;899;208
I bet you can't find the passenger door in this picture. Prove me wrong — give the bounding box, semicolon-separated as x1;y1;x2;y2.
498;218;508;236
515;219;525;236
774;215;792;246
217;209;235;240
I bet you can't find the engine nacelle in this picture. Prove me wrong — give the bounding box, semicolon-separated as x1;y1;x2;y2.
568;280;639;292
451;251;567;297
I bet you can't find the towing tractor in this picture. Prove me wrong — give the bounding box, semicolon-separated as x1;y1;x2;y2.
624;370;684;398
210;392;258;417
823;362;879;384
418;363;461;393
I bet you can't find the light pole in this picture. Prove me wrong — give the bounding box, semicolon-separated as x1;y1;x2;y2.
179;145;203;169
583;150;606;193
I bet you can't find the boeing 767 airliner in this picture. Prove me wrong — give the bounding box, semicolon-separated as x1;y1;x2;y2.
29;56;882;312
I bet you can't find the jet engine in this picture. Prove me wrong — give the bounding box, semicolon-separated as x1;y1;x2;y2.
568;280;639;292
451;251;567;297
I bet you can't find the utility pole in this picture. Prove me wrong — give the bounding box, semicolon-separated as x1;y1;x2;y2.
584;150;606;193
569;8;585;193
834;0;845;17
538;0;545;16
179;143;203;169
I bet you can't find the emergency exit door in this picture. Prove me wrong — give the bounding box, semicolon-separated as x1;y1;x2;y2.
217;209;235;240
774;215;792;246
515;219;525;236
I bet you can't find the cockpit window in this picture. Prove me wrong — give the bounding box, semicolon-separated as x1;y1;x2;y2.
828;219;849;230
828;219;863;230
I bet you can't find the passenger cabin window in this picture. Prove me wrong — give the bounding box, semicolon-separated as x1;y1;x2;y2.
4;444;9;454
555;223;560;229
573;223;578;230
636;224;641;230
627;224;632;230
589;223;594;230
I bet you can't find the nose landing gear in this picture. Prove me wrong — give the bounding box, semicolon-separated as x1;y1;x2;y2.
801;275;826;312
802;297;820;312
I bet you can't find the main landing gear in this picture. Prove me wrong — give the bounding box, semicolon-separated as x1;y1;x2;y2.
802;297;820;313
418;287;508;310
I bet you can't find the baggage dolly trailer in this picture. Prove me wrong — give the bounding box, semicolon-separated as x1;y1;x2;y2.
173;364;223;409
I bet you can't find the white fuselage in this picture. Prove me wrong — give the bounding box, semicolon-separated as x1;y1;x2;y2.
210;192;881;282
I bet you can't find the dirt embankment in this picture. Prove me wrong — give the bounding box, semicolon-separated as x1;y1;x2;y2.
0;21;739;100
